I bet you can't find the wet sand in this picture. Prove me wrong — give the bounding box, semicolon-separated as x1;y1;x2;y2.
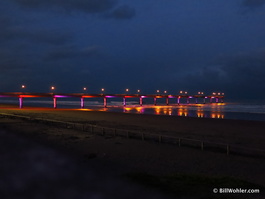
2;106;265;149
1;106;265;198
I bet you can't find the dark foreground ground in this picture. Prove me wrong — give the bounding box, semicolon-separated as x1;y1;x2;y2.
0;107;265;198
0;123;174;199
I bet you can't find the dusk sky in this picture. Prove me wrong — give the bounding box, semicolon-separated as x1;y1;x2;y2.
1;0;265;100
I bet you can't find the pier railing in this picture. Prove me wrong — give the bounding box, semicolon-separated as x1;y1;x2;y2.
0;112;264;159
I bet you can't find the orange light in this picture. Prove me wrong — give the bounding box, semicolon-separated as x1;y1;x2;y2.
178;109;188;117
51;86;55;90
19;95;40;98
21;85;25;89
155;107;161;115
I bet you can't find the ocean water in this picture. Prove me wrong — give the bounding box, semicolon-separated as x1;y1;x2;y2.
1;98;265;121
102;103;265;121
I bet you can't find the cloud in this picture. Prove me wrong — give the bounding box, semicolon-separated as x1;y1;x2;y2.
0;16;11;29
162;48;265;98
12;0;117;13
0;48;30;72
0;15;15;41
106;5;136;19
181;49;265;98
25;30;74;45
45;45;101;61
0;21;73;45
11;0;136;19
220;51;265;85
242;0;265;8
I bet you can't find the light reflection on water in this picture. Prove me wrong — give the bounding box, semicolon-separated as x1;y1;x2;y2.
2;98;265;121
121;105;225;119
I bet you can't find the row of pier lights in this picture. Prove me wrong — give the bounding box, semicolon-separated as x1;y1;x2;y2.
17;85;225;109
20;85;224;96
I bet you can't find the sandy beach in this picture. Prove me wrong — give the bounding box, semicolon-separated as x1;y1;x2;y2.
1;106;265;198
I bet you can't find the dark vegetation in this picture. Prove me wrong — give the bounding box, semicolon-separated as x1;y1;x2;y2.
125;173;264;199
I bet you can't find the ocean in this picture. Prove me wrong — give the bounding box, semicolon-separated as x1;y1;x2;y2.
1;98;265;121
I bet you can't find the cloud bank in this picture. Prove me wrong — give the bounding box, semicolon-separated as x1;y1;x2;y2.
11;0;116;13
11;0;136;19
242;0;265;8
106;5;136;19
45;46;101;61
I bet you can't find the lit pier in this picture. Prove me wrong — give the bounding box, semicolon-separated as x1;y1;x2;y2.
0;92;225;109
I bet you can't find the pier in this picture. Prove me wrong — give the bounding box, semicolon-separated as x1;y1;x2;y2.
0;92;224;109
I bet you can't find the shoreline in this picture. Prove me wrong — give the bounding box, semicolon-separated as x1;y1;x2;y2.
1;107;265;149
3;102;265;122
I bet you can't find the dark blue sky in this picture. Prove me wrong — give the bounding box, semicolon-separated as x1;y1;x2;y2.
1;0;265;100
